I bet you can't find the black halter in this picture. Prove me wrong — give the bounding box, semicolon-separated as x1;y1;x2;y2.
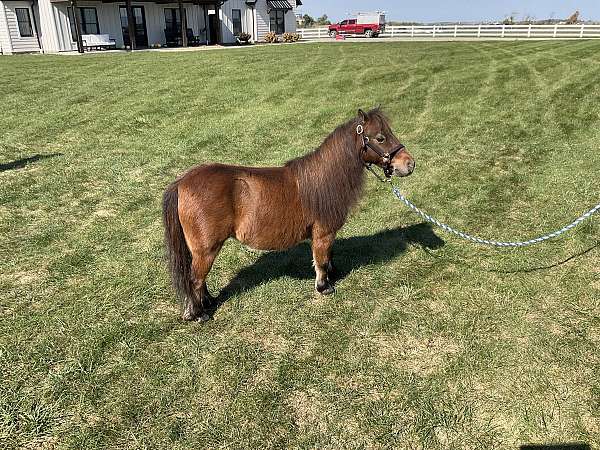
356;124;406;181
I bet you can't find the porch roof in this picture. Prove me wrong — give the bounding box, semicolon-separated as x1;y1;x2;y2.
51;0;219;2
267;0;292;10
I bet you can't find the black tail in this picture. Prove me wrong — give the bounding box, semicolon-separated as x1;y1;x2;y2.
162;183;195;304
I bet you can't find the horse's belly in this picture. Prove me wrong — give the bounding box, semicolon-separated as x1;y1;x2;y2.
234;210;309;251
232;176;308;251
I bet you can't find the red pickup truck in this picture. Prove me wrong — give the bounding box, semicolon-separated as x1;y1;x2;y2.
328;12;386;38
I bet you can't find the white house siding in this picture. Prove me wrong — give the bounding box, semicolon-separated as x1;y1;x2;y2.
284;0;296;33
254;0;297;42
2;1;40;52
0;1;14;54
220;0;247;44
255;1;268;40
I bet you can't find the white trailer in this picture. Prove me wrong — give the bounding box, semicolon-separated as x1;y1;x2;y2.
356;12;386;26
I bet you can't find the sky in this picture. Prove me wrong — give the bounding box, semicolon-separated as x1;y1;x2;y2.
298;1;600;23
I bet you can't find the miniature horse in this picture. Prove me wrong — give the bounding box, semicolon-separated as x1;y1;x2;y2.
163;108;415;321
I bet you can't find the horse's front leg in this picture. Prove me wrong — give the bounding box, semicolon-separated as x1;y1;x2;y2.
311;229;336;295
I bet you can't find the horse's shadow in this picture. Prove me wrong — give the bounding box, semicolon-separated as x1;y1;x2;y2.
210;222;444;313
0;153;63;172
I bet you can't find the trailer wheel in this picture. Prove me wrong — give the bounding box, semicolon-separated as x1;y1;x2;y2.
329;30;337;38
365;29;374;38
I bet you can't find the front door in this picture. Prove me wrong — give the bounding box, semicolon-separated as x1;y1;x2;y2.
120;6;148;48
208;11;219;44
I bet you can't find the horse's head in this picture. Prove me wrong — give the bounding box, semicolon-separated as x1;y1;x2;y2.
357;108;415;178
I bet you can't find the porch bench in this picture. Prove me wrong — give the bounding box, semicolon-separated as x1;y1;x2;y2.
81;34;117;51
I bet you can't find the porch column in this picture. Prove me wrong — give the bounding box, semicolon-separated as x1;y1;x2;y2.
125;0;136;50
37;0;61;52
178;0;187;46
216;2;223;44
69;0;84;53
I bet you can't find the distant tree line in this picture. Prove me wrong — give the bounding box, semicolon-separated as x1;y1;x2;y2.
300;14;331;27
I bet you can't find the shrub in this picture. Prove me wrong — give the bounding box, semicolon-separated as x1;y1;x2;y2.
264;32;278;43
282;32;300;43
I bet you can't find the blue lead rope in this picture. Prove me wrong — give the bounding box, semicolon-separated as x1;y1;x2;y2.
391;186;600;248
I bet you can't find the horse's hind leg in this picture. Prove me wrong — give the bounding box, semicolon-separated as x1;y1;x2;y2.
311;229;336;295
183;242;223;321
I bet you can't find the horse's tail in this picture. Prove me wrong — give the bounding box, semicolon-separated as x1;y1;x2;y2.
162;182;194;303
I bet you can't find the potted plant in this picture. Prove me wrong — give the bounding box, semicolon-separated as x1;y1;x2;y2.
236;32;252;45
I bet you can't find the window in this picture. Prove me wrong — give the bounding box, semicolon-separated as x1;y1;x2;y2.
79;7;99;34
269;9;285;35
15;8;33;37
164;8;185;34
67;7;76;40
340;20;347;26
231;9;242;36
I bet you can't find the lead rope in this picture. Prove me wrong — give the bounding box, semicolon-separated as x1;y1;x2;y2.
391;186;600;248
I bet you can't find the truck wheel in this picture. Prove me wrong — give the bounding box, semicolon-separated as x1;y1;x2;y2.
365;29;373;38
329;30;337;38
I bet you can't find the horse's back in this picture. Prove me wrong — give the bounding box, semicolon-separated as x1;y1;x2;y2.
177;163;308;250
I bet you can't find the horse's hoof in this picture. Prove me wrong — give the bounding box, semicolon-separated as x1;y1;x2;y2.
316;281;335;295
197;313;211;323
182;311;196;321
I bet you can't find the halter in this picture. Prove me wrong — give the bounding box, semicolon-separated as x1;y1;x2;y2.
356;123;406;182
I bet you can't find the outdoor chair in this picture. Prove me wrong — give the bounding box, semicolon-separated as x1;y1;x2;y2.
81;34;116;51
186;28;201;46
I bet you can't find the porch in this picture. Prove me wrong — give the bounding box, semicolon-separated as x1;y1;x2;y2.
59;0;225;52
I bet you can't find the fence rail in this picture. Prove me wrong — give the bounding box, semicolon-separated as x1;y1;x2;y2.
297;24;600;40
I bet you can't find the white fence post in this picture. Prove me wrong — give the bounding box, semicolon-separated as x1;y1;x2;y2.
527;24;531;37
553;24;558;38
580;24;585;38
454;24;457;38
391;26;395;38
411;25;414;38
477;24;481;38
501;24;505;38
432;26;436;38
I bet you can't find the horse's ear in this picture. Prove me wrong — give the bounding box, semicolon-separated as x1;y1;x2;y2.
358;109;367;124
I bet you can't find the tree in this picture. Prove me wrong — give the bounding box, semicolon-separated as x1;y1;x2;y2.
302;14;315;28
316;15;331;25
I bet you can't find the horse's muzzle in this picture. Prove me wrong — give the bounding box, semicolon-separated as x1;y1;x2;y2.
392;158;415;177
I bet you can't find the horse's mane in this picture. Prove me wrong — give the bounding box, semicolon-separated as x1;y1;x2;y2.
286;109;388;231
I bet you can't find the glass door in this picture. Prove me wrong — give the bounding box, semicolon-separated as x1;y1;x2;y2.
120;6;148;48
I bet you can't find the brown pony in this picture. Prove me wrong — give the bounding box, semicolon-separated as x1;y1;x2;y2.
163;108;415;321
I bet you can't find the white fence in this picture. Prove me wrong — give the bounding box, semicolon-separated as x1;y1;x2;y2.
297;24;600;40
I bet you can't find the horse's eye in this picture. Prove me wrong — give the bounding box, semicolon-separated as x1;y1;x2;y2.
376;135;386;143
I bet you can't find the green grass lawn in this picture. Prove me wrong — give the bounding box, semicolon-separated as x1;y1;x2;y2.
1;41;599;449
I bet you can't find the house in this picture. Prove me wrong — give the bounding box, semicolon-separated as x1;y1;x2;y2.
0;0;301;54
